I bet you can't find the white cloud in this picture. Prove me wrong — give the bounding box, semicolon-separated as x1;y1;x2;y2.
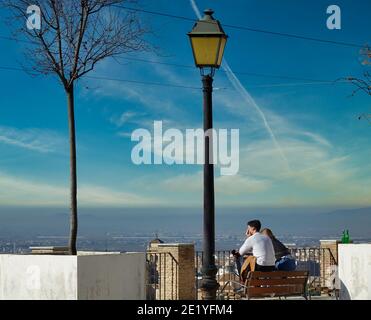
117;132;132;138
236;136;371;206
0;126;66;153
160;171;271;196
238;138;338;180
215;175;272;195
0;171;159;207
110;111;143;127
161;171;202;193
90;64;194;117
301;132;332;147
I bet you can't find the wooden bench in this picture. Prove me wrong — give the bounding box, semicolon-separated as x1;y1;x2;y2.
244;271;310;300
220;270;310;300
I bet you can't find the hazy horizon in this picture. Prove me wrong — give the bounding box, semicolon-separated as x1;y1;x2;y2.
1;205;370;239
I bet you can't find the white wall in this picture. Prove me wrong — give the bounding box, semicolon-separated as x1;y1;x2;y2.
339;244;371;300
77;252;146;300
0;252;146;300
0;255;77;300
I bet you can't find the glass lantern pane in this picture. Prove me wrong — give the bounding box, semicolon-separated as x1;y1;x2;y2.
217;37;227;66
190;37;220;66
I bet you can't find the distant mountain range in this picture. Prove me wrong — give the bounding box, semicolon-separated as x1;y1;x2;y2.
0;206;370;239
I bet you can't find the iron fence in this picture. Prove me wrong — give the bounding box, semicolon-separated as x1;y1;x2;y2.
146;251;179;300
290;247;338;293
195;250;238;300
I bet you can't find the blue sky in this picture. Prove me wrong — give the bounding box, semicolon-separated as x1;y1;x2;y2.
0;0;370;208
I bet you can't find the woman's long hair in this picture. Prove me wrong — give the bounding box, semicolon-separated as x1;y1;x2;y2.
261;228;275;240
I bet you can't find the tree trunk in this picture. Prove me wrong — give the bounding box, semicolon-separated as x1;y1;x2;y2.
66;84;78;255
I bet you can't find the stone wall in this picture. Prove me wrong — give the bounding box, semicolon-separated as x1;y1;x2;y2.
320;240;339;289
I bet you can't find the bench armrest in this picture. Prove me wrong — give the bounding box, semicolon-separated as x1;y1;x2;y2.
219;280;249;295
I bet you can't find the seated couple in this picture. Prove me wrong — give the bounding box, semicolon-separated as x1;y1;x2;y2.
232;219;296;281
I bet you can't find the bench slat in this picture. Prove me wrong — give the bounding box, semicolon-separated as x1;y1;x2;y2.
247;285;305;296
248;278;307;286
250;271;309;278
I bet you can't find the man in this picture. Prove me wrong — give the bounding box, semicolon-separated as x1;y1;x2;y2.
233;220;276;277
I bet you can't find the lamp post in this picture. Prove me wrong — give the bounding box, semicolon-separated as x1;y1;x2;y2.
188;9;228;300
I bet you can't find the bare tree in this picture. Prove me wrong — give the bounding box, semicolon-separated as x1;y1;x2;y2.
346;45;371;97
5;0;149;255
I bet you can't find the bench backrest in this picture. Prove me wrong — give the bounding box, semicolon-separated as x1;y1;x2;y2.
245;271;309;299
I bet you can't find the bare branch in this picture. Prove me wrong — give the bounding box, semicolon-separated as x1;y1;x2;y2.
4;0;151;90
340;45;371;97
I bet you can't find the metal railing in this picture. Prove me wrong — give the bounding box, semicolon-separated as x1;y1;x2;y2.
195;247;338;300
290;247;338;293
146;251;179;300
195;250;239;300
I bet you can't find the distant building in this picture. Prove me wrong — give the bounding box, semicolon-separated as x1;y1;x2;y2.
148;238;164;250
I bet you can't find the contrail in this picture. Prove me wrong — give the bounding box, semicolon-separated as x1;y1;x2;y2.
223;62;291;172
189;0;291;172
190;0;202;18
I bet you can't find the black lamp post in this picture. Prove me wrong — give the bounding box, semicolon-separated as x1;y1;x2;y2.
188;9;228;300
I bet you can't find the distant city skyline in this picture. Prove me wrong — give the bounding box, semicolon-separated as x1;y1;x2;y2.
1;206;370;239
1;0;371;209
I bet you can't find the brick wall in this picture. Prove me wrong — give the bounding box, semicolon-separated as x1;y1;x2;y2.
149;243;195;300
320;240;339;289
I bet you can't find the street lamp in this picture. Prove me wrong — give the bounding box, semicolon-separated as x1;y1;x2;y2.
188;9;227;74
188;9;228;300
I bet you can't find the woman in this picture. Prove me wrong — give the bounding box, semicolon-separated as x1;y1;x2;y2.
261;228;296;271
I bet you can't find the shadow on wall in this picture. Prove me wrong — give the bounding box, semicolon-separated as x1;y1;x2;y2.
340;280;351;300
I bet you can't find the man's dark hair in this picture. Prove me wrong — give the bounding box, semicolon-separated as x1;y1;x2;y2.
247;220;261;232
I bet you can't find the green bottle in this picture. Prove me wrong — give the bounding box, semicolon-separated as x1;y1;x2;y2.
341;230;346;243
346;230;350;243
